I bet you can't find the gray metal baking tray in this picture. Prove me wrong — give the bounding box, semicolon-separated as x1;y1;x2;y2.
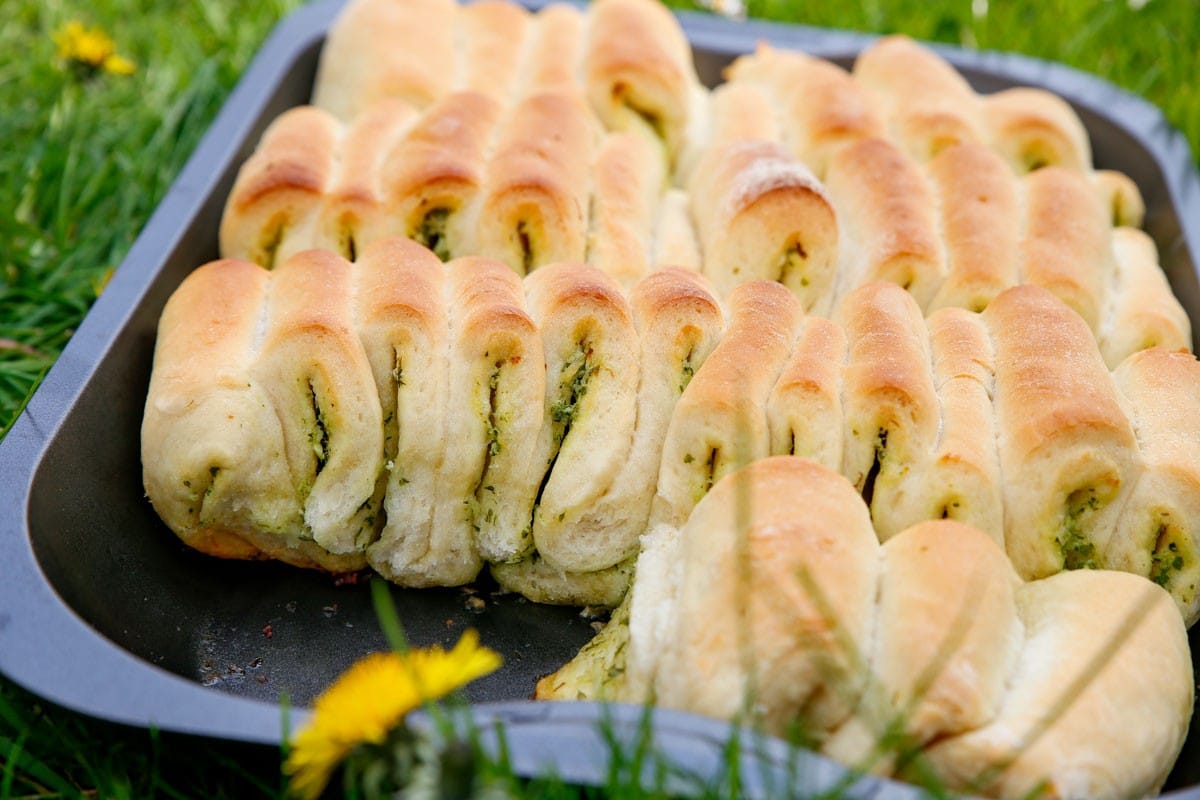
2;0;1198;794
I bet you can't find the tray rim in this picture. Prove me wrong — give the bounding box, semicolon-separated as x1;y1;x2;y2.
1;1;1199;796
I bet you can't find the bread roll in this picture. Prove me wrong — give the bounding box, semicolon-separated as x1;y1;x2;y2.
473;91;596;275
374;91;503;262
250;249;384;558
355;240;450;582
923;570;1191;800
984;87;1092;174
1099;226;1191;367
650;188;701;271
688;139;839;309
458;0;531;101
825;137;946;310
724;44;885;178
142;260;349;570
653;457;881;735
311;0;456;119
835;281;939;540
1093;169;1145;228
516;4;584;96
218;107;338;267
508;263;640;581
852;35;986;162
824;521;1022;772
705;82;780;148
1110;347;1200;625
583;0;696;163
1019;166;1113;333
925;143;1021;313
586;131;667;287
652;281;803;529
984;285;1139;580
311;100;419;260
766;316;847;472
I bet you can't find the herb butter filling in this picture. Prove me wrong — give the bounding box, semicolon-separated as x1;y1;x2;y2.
412;207;452;261
1058;490;1100;570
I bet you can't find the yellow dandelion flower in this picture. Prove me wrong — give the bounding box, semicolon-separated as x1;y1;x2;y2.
284;630;502;800
52;20;136;76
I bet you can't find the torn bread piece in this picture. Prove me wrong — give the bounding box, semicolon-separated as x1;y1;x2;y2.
374;91;503;262
473;90;596;275
142;260;350;570
652;281;804;529
688;139;839;310
218;106;338;267
356;239;449;583
724;44;885;179
311;0;456;119
1099;227;1191;368
984;285;1139;581
852;35;987;162
1110;348;1200;625
823;521;1022;774
925;143;1021;313
826;137;947;311
251;249;384;560
835;281;940;541
984;87;1092;175
923;570;1190;800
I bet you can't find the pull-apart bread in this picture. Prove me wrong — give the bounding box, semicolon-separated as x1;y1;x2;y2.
147;0;1200;791
539;457;1193;800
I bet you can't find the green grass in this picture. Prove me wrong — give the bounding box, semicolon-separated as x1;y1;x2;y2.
1;0;1198;796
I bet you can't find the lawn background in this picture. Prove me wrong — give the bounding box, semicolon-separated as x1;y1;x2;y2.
2;0;1198;796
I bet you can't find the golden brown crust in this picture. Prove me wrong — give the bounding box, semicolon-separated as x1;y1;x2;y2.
583;0;695;159
586;131;667;287
852;35;986;162
1019;166;1112;332
652;281;804;529
312;99;419;260
1111;348;1200;624
835;281;940;539
376;91;504;261
688;139;839;309
459;0;532;100
984;87;1092;174
767;316;847;471
1099;227;1191;367
218;106;339;266
706;82;780;147
518;4;585;95
925;143;1021;312
984;285;1138;580
311;0;457;119
826;137;946;310
474;91;596;275
725;44;885;178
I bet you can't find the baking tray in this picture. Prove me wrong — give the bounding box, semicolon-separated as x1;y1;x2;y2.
2;0;1200;794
